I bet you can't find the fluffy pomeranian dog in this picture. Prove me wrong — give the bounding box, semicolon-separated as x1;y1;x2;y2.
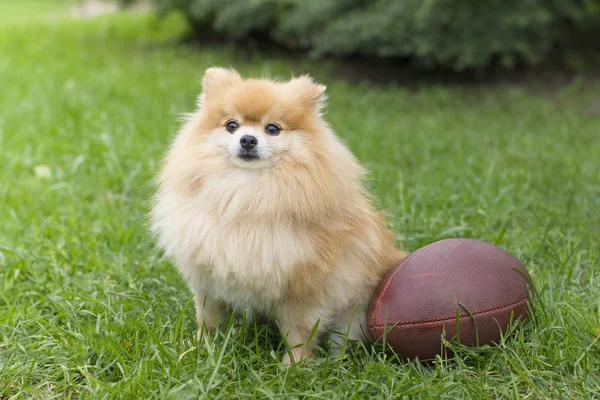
150;67;406;365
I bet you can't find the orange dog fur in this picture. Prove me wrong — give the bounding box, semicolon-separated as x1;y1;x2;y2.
150;67;406;365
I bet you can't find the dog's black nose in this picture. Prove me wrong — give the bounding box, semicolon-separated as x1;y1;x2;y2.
240;135;257;150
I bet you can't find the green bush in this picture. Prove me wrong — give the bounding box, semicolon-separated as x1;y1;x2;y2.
145;0;600;71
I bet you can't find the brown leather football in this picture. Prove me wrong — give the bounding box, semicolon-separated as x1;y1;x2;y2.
367;238;532;361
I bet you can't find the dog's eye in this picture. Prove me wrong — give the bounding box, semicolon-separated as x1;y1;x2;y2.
265;124;280;136
226;121;238;133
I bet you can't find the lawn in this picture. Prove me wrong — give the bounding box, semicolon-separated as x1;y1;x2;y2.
0;0;76;24
0;5;599;400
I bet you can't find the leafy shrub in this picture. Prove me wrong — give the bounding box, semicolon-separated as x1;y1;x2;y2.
141;0;600;71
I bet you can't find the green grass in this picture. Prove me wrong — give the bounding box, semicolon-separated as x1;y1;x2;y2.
1;7;599;400
0;0;76;24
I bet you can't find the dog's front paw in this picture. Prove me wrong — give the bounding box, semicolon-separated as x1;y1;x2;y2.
281;347;312;367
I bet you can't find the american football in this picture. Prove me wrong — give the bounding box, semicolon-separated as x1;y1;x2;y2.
367;238;532;361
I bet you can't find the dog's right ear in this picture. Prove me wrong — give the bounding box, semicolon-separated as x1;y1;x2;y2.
198;67;242;105
288;75;327;113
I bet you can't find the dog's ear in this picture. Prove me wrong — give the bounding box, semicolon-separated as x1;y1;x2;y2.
288;75;327;112
199;67;242;104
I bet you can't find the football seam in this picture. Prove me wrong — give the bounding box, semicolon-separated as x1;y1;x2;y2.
369;241;440;329
370;296;528;328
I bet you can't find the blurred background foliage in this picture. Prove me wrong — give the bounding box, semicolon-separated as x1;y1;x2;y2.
119;0;600;72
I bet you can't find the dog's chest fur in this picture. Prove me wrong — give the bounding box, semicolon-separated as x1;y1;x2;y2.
154;187;317;313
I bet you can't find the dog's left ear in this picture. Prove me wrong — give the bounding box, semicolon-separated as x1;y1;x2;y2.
198;67;242;107
289;75;327;112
